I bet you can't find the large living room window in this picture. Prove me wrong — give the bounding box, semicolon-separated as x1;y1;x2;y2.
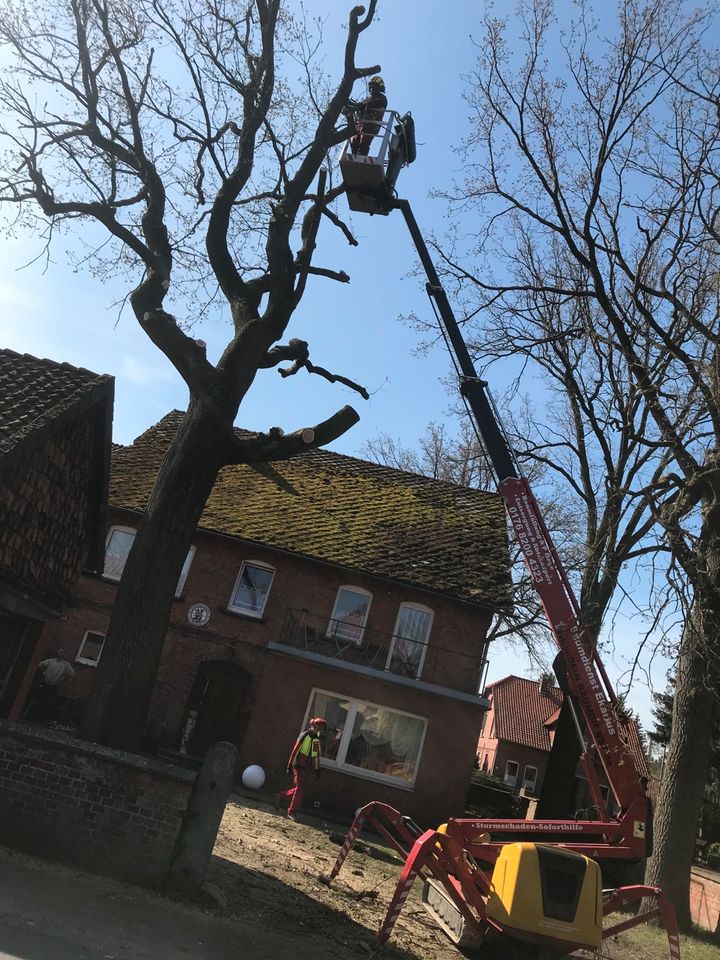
305;688;427;788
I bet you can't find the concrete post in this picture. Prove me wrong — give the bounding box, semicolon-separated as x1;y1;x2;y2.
168;740;238;898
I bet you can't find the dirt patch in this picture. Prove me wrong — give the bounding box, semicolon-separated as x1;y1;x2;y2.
208;794;672;960
209;794;456;959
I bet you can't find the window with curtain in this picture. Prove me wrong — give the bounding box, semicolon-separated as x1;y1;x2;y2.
229;561;275;616
327;586;372;644
305;689;426;787
386;603;433;678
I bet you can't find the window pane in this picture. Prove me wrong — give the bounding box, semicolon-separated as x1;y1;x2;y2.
504;761;518;786
306;692;349;762
389;606;432;677
344;704;423;782
104;529;135;580
329;589;370;643
522;766;538;791
78;632;104;665
231;563;273;613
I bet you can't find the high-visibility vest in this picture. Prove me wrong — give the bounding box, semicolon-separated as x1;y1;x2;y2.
289;730;322;771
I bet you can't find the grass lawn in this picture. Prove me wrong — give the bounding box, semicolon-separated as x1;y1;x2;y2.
600;921;719;959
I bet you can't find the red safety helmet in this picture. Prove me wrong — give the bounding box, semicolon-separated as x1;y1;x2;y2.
309;717;327;727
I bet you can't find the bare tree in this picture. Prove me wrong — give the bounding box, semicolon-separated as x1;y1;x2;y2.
0;0;380;750
435;0;719;921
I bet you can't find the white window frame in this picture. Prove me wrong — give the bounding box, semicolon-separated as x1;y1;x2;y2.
306;688;427;790
385;602;434;678
76;629;106;667
327;586;372;645
228;560;275;618
504;760;519;788
103;526;195;597
175;546;196;597
522;764;539;793
102;525;137;582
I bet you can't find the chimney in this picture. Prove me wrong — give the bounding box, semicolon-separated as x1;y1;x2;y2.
539;673;552;696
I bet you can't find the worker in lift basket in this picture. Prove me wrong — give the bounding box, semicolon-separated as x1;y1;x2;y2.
347;75;388;156
275;717;326;821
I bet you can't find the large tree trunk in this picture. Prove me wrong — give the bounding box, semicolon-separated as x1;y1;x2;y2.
645;523;720;928
535;702;581;819
80;402;227;751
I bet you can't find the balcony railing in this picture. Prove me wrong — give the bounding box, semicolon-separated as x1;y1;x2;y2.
277;608;488;698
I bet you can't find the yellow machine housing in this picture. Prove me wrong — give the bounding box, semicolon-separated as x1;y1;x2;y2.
485;843;602;949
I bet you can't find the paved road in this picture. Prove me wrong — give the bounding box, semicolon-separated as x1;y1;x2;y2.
0;847;308;960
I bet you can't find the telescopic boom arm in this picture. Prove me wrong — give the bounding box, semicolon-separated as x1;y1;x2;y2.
390;199;648;841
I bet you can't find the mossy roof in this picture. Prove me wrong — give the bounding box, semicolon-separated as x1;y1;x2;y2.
110;411;513;610
0;348;113;461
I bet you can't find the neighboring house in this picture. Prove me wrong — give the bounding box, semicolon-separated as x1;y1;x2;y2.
0;349;113;718
478;674;648;814
26;410;513;825
477;675;562;798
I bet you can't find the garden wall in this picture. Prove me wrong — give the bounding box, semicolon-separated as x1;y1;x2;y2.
690;867;720;933
0;720;194;885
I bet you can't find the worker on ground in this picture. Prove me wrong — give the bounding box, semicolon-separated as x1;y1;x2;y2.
347;75;387;156
275;716;326;821
23;650;75;723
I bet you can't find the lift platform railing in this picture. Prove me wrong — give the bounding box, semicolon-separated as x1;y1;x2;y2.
339;108;402;165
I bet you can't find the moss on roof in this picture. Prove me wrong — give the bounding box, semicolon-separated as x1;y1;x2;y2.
110;411;513;609
0;348;112;458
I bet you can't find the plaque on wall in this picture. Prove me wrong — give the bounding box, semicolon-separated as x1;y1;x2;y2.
187;602;211;626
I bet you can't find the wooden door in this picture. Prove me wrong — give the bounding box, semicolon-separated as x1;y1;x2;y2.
184;661;252;757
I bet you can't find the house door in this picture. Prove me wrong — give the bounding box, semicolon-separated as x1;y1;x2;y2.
0;613;32;716
182;661;252;757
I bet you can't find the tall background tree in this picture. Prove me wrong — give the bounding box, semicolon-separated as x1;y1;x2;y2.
0;0;380;750
427;0;719;922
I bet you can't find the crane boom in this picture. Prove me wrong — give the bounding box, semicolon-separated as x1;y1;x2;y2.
391;198;648;836
328;123;681;959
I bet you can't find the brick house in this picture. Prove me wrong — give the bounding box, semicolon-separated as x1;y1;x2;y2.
477;674;562;798
477;674;647;814
0;349;113;718
27;410;512;825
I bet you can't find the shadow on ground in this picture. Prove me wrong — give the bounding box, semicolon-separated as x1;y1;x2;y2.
206;851;423;959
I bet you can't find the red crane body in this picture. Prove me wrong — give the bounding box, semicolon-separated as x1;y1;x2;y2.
330;132;678;955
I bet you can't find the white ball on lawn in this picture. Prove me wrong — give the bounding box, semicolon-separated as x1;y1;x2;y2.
241;764;266;789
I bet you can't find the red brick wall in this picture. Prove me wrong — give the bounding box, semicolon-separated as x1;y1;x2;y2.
23;507;494;824
245;652;484;827
0;721;193;884
690;868;720;933
0;417;98;604
477;700;549;796
487;740;548;794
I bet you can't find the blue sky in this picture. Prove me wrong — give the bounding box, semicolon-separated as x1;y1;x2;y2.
0;0;665;727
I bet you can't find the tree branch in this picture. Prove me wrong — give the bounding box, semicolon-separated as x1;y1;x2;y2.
226;405;360;463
